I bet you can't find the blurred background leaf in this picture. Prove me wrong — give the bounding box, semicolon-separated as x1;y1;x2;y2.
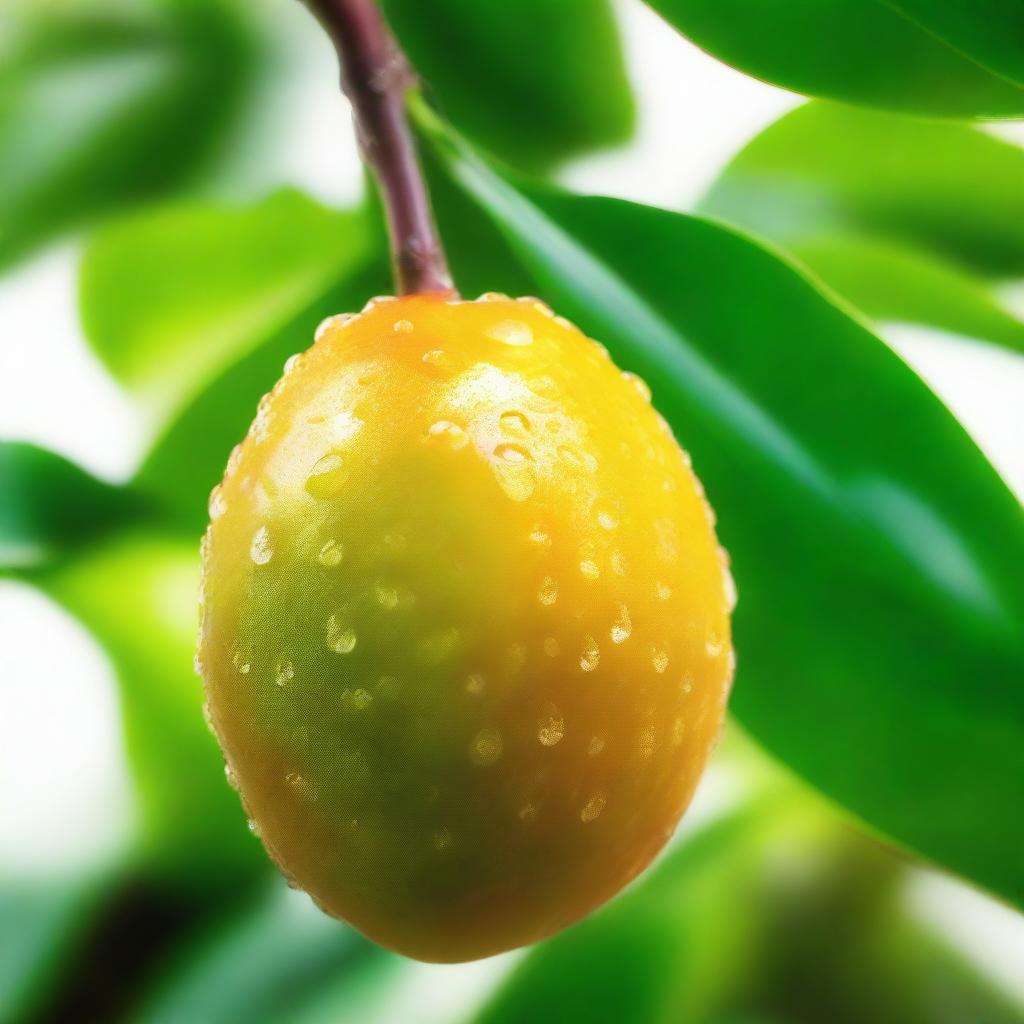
0;0;259;268
32;531;268;891
0;441;141;570
378;0;633;171
642;0;1024;118
418;111;1024;910
881;0;1024;87
699;101;1024;355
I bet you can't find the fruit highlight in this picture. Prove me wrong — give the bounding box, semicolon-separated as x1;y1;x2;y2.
198;292;734;962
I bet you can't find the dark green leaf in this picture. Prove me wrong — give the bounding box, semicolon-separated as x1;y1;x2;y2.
35;532;267;890
700;102;1024;277
0;0;255;266
882;0;1024;87
0;441;139;569
379;0;634;170
79;190;388;526
420;110;1024;909
132;881;392;1024
643;0;1024;118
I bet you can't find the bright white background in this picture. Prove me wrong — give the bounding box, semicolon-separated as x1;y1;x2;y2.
1;0;1022;1006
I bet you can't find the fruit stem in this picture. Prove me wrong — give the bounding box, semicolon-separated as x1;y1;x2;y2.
303;0;455;297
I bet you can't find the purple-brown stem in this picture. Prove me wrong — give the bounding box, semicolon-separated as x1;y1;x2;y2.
303;0;455;296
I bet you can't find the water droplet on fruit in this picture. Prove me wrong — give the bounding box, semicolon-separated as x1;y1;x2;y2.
392;319;414;333
622;371;652;402
580;636;600;672
500;410;531;435
493;444;535;501
656;581;672;601
426;420;469;450
488;320;533;346
597;510;618;530
581;793;606;823
588;735;605;756
610;550;626;576
351;688;373;709
469;728;503;765
611;603;632;644
224;764;237;788
208;486;227;520
538;576;558;606
250;526;273;564
579;559;600;580
318;539;343;566
306;453;349;499
543;637;560;657
538;707;564;746
639;725;656;759
315;312;354;342
465;673;486;695
232;649;251;674
651;647;669;674
529;526;552;548
275;657;294;687
283;353;302;374
327;614;357;654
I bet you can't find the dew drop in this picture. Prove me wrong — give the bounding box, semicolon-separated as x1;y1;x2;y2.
588;735;606;756
639;725;656;759
493;445;535;501
469;728;503;766
426;419;469;450
656;581;672;601
305;453;349;499
208;486;227;520
351;687;373;709
611;603;632;644
488;319;533;346
283;353;302;374
597;510;618;531
580;636;600;672
672;716;686;746
465;672;486;695
622;371;652;402
581;793;607;823
538;576;558;607
579;559;600;580
250;526;273;565
500;410;531;435
529;526;552;548
706;634;724;658
232;649;251;674
285;771;316;802
538;707;565;747
275;657;295;687
543;636;560;658
393;318;414;333
327;614;357;654
651;647;669;674
318;539;343;566
478;291;510;302
315;312;354;342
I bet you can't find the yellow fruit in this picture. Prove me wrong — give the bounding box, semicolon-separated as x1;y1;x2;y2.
198;293;734;962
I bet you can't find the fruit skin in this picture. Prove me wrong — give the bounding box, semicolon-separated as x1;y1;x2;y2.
199;293;734;963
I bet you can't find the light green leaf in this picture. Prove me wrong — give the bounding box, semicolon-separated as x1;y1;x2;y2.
420;110;1024;909
79;191;389;526
379;0;633;170
882;0;1024;87
0;0;256;267
700;101;1024;277
0;441;140;570
792;235;1024;355
35;531;267;890
643;0;1024;118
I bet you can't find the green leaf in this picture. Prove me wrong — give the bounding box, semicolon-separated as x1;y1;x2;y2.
0;442;140;570
0;0;255;267
791;235;1024;356
420;111;1024;909
132;881;393;1024
476;795;1024;1024
379;0;634;170
643;0;1024;118
34;531;268;890
882;0;1024;87
700;102;1024;278
79;190;389;526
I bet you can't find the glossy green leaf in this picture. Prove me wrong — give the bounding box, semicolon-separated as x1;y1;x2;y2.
0;0;256;267
133;881;392;1024
34;532;267;890
379;0;633;170
0;442;140;570
882;0;1024;87
79;191;389;526
420;112;1024;908
643;0;1024;118
477;797;1024;1024
701;102;1024;277
792;236;1024;355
